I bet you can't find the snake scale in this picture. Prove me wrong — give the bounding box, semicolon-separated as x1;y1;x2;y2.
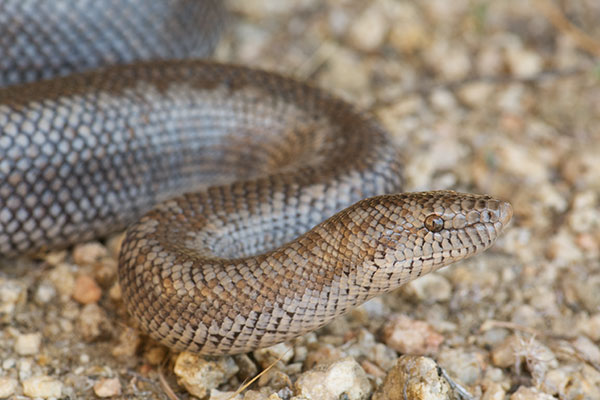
0;0;512;355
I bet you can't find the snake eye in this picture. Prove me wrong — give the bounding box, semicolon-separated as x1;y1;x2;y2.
424;214;444;232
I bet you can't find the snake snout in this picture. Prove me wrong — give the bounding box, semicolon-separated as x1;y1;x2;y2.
499;201;513;227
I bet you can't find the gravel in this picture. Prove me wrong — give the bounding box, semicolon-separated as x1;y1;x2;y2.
1;0;599;398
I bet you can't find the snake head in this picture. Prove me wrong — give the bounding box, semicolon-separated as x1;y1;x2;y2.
345;190;512;292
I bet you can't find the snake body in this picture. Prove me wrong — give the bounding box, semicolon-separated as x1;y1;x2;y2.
0;0;512;355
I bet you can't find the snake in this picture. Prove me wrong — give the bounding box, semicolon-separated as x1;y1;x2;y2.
0;0;512;355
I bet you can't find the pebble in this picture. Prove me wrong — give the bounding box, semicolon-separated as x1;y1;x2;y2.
437;349;483;386
304;344;343;369
476;45;504;76
294;357;371;400
34;280;57;304
257;369;291;390
572;335;600;365
405;273;452;303
0;278;26;322
319;47;370;98
210;389;241;400
173;352;239;398
389;21;429;54
348;4;388;52
505;46;543;78
47;263;76;298
253;342;294;368
372;355;450;400
481;382;506;400
77;303;112;341
491;335;557;385
72;274;102;304
93;377;122;397
72;242;107;266
510;386;555;400
381;314;444;355
0;377;17;399
234;354;258;381
546;229;583;265
144;346;167;366
541;367;571;397
425;42;471;80
577;312;600;341
22;375;63;399
111;327;140;358
457;82;495;108
510;305;544;328
14;332;42;356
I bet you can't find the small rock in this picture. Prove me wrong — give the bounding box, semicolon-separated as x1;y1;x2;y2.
210;389;241;400
546;229;583;265
389;21;429;54
253;342;294;368
481;382;506;400
360;360;386;379
0;278;26;322
43;250;67;266
0;376;17;399
505;46;543;78
34;281;56;304
144;346;167;366
510;386;555;400
72;275;102;304
437;349;483;386
541;367;570;396
257;369;291;390
491;335;557;385
234;354;258;381
304;344;343;369
348;5;388;52
14;332;42;356
17;358;33;381
242;390;269;400
94;257;119;286
426;42;471;80
405;274;452;303
294;357;371;400
510;305;544;328
174;352;239;398
577;313;600;341
22;375;63;399
93;377;122;397
572;335;600;365
77;303;112;341
430;89;457;113
2;358;15;370
111;327;140;358
476;46;504;76
372;355;451;400
457;82;495;108
381;314;444;355
48;263;76;297
72;242;107;266
570;274;600;312
371;343;398;371
320;47;370;99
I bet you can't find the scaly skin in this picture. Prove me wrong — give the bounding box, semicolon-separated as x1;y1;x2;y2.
0;0;512;355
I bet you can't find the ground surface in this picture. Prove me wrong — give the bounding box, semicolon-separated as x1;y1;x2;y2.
1;0;599;399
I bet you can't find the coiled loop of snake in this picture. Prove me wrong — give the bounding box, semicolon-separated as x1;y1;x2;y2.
0;0;512;355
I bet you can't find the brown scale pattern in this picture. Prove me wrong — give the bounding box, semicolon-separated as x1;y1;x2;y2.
0;0;512;354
